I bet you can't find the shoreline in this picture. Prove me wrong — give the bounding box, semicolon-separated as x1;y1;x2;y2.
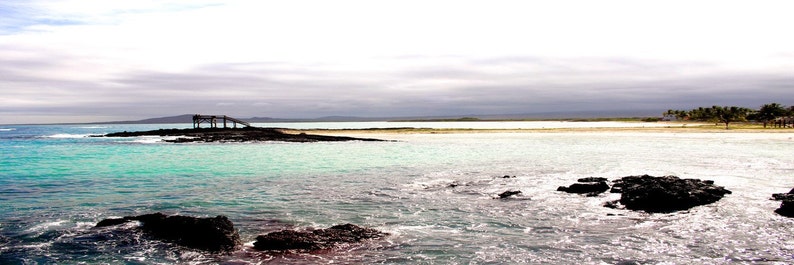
287;125;794;135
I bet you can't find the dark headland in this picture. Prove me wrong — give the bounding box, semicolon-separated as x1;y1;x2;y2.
103;127;385;143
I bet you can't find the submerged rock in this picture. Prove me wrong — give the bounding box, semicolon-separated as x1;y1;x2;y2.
772;188;794;217
557;177;610;196
497;190;522;199
253;223;388;251
96;212;240;252
609;175;731;213
577;177;608;183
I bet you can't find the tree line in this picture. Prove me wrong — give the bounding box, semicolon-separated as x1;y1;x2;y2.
665;103;794;129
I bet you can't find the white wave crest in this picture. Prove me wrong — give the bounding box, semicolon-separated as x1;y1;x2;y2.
0;128;15;131
25;220;67;233
129;136;164;144
44;133;99;138
126;136;190;144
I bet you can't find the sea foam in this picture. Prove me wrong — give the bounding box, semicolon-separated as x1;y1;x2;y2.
44;133;98;138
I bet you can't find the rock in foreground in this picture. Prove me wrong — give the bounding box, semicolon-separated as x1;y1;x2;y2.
496;190;522;199
253;224;388;251
609;175;731;213
772;188;794;217
96;213;240;252
557;177;610;196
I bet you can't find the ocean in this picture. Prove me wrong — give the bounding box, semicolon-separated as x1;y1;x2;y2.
1;122;793;264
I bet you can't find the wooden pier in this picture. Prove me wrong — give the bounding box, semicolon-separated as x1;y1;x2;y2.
772;117;793;128
192;114;251;128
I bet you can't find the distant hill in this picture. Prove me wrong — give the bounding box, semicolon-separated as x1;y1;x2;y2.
100;114;326;124
101;114;196;124
103;115;389;124
99;109;663;124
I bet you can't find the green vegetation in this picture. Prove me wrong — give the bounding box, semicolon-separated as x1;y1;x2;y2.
754;103;791;128
391;103;794;130
666;103;794;129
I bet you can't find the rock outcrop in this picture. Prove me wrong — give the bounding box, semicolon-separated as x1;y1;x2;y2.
96;213;240;252
608;175;731;213
497;190;522;199
253;223;388;251
557;177;610;196
772;188;794;217
102;127;385;143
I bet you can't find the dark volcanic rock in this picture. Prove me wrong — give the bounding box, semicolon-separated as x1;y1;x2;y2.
497;190;522;199
96;213;240;252
253;224;388;251
772;193;794;201
558;178;610;196
775;201;794;217
772;187;794;201
610;175;731;213
95;217;129;227
577;177;608;183
102;127;385;143
772;188;794;217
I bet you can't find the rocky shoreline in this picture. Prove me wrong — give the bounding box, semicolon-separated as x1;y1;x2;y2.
558;175;733;213
253;223;389;251
95;213;240;252
772;188;794;217
101;127;386;143
95;213;388;253
87;174;791;260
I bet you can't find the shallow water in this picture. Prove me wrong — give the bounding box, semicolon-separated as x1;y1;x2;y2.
1;123;793;264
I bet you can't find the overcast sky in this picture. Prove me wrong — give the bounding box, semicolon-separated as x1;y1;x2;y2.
1;0;793;124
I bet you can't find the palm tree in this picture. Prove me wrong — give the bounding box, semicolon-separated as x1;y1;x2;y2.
712;106;752;129
675;110;688;120
688;107;714;123
756;103;787;128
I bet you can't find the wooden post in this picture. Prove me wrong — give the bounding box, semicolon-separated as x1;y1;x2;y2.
192;114;250;129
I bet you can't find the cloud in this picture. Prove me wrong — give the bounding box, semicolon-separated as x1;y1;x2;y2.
1;1;794;123
15;56;788;119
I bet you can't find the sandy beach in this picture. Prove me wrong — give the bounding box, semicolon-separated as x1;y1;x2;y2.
287;123;794;136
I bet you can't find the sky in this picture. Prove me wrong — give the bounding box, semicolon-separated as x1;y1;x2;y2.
1;0;793;124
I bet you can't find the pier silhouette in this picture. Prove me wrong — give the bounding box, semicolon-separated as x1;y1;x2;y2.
192;114;251;128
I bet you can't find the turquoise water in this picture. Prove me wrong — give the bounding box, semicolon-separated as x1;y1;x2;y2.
1;124;794;264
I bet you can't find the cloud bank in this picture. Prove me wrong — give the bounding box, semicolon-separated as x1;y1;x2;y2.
1;0;793;123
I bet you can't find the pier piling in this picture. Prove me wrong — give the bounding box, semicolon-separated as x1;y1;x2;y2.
192;114;251;128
